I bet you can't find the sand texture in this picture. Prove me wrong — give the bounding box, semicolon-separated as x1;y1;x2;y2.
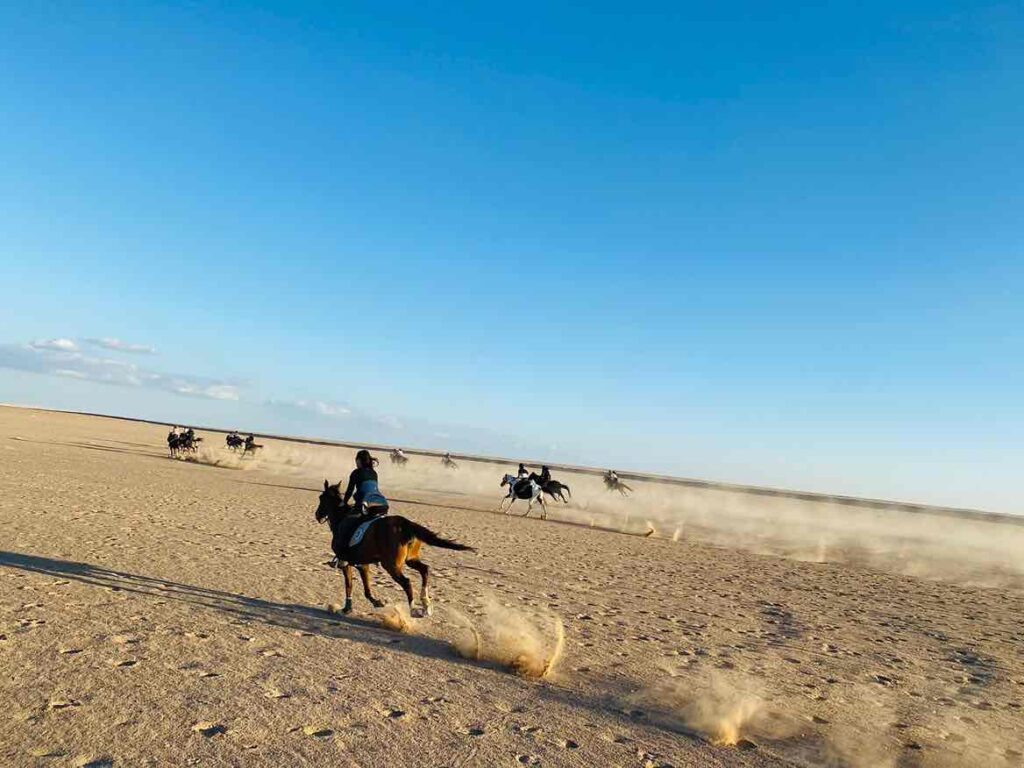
1;407;1022;767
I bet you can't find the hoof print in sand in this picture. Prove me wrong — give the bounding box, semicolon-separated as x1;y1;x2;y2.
29;747;68;758
48;698;80;711
301;724;334;739
192;722;227;738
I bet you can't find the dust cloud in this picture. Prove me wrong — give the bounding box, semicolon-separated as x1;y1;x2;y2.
636;672;791;747
446;598;564;678
198;435;1024;589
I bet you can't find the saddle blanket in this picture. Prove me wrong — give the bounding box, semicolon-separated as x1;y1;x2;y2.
348;517;381;548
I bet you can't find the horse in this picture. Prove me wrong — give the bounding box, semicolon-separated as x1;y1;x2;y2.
166;432;181;458
540;479;571;504
226;433;244;451
241;441;263;458
389;449;409;466
528;471;571;504
175;432;200;454
499;474;548;519
315;480;473;616
441;454;458;470
603;473;632;496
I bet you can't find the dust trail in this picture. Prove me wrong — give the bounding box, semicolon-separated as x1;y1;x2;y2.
635;672;793;748
192;435;1024;589
179;447;251;470
447;598;564;678
378;603;414;634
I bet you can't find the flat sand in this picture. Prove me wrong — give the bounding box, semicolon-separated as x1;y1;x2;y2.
1;407;1022;767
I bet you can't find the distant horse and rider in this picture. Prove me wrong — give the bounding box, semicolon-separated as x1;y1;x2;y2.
389;448;409;466
240;434;262;457
499;464;571;517
531;466;571;504
603;470;632;496
441;452;458;470
499;474;548;518
316;449;472;616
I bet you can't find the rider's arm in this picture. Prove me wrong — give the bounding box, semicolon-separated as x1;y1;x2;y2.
342;470;358;505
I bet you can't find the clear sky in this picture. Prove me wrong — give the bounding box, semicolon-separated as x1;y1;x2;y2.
1;2;1021;512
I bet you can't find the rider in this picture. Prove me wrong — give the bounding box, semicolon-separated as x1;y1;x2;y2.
517;463;529;478
540;465;551;484
343;449;389;516
608;469;619;483
244;433;255;447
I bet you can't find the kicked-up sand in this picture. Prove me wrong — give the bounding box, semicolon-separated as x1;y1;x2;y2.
1;406;1022;767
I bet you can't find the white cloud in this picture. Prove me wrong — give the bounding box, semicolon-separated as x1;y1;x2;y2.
30;338;78;352
83;337;157;354
267;398;353;418
0;341;240;402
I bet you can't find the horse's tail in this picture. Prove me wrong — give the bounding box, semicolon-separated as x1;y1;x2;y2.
563;484;571;499
400;519;474;552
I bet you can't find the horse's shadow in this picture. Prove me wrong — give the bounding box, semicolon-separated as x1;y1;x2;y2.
0;550;458;664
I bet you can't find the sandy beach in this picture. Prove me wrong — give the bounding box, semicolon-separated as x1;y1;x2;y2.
1;406;1022;767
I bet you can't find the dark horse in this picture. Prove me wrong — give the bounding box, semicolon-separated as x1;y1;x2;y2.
529;471;572;504
315;480;473;616
241;441;263;457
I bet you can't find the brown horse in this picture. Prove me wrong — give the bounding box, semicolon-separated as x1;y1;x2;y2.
315;480;473;617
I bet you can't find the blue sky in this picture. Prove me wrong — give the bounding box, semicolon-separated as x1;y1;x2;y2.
1;2;1021;511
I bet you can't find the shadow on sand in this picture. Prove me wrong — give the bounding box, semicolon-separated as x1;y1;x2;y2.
0;549;463;667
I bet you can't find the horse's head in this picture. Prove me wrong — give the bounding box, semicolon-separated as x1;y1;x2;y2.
315;479;344;524
500;474;513;487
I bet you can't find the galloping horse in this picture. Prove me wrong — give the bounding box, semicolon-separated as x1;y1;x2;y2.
528;470;572;504
499;474;548;519
315;480;473;616
603;471;632;496
389;449;409;466
441;453;458;470
226;433;244;451
241;440;263;458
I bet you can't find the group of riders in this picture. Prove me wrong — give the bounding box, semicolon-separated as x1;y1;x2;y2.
225;430;260;455
166;427;262;458
166;426;202;456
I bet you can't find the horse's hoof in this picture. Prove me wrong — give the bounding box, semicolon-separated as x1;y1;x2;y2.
423;603;434;617
341;601;353;614
410;607;425;619
370;599;386;609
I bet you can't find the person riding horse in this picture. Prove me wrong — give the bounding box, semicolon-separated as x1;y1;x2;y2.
517;463;529;478
327;449;390;569
529;466;552;485
344;449;389;517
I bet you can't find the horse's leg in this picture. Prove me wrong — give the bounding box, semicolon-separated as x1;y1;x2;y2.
539;496;548;520
405;542;431;616
382;545;416;615
341;564;354;613
358;565;385;608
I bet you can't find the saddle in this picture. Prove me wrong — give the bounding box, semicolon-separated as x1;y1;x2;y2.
330;512;384;563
